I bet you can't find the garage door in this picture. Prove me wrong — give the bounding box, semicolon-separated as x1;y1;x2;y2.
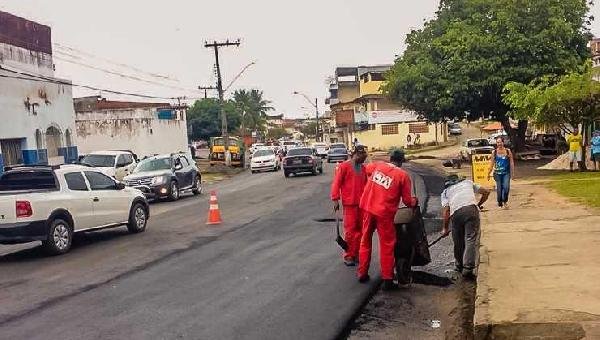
0;139;24;166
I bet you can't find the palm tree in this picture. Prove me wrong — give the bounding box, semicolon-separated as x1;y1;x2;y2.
233;89;274;137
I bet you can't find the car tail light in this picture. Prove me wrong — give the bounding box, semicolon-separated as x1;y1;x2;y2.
16;201;33;218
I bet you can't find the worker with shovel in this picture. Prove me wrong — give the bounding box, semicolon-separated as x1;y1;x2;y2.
331;145;368;266
440;174;490;280
357;149;417;290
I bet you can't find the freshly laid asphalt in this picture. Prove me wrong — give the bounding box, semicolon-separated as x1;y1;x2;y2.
0;161;444;340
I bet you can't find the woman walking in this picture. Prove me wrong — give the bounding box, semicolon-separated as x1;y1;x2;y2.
488;137;515;208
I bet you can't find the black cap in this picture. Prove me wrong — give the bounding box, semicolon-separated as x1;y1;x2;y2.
353;145;367;154
390;149;405;163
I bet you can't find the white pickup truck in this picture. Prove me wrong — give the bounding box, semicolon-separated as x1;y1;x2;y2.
0;165;149;255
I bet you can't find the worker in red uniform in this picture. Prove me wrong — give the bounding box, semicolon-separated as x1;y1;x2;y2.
358;149;417;290
331;145;368;266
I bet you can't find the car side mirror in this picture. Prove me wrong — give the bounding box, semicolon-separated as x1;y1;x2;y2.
115;182;126;190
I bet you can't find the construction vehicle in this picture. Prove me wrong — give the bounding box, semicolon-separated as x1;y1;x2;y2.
209;136;245;167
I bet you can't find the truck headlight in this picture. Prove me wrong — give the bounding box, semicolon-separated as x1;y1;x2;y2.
151;176;167;185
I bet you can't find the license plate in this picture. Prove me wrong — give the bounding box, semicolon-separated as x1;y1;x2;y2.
293;160;302;164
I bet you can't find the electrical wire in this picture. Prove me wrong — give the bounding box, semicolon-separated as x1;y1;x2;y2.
0;65;180;100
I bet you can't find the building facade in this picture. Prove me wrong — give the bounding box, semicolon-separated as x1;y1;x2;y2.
74;96;189;158
327;65;446;150
0;11;78;172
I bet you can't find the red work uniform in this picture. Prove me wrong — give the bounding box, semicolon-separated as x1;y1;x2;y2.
330;160;367;261
358;162;416;280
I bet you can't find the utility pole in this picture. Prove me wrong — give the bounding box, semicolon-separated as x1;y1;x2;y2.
204;39;241;166
294;91;320;142
198;86;217;99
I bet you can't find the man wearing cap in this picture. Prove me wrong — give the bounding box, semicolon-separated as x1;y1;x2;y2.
440;174;490;279
331;145;368;266
357;149;417;290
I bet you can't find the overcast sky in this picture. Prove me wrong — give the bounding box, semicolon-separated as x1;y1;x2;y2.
2;1;600;118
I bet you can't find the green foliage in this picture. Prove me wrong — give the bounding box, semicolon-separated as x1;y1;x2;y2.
300;121;318;137
385;0;592;123
233;89;274;135
266;127;290;140
187;98;241;141
503;64;600;129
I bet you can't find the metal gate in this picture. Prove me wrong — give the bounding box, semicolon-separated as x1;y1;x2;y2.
0;139;23;166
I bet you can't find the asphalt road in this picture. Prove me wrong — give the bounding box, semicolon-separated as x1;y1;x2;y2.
0;161;442;340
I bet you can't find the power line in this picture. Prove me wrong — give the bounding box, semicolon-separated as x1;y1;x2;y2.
0;65;180;100
53;43;178;81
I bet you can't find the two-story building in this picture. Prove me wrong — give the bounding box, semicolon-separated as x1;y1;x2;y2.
0;11;78;172
327;65;445;150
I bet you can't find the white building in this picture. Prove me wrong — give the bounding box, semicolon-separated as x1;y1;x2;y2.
74;96;189;159
0;11;78;172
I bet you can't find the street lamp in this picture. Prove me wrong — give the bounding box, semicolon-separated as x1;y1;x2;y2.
293;91;320;142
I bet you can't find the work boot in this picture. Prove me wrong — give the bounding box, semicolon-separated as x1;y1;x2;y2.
343;257;356;267
358;274;370;283
462;269;477;281
382;280;398;291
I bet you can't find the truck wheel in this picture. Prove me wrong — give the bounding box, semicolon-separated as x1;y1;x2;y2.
127;202;148;233
168;181;180;201
192;175;202;195
42;218;73;255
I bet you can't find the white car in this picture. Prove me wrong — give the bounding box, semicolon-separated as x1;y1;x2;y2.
0;165;149;255
459;138;495;160
250;149;281;173
249;143;266;156
80;150;137;181
312;143;329;158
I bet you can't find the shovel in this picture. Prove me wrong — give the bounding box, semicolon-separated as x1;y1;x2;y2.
335;215;348;251
428;235;445;248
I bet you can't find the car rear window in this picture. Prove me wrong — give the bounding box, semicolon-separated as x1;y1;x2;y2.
0;170;58;191
332;148;347;154
287;148;312;156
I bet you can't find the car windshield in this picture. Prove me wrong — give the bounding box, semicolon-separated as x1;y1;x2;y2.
133;157;172;173
287;148;312;156
467;139;490;148
332;148;347;154
253;150;273;157
81;154;116;167
330;143;346;149
213;138;237;147
313;144;327;148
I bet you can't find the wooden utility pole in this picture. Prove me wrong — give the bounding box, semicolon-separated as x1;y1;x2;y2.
204;39;241;166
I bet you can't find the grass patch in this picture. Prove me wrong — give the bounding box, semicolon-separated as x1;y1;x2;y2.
546;171;600;208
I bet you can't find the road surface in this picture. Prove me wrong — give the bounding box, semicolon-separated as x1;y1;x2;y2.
0;162;442;340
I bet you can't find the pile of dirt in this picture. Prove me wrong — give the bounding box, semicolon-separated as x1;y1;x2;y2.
538;149;595;170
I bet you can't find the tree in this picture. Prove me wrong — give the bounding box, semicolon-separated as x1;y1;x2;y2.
384;0;592;150
187;98;241;141
503;64;600;132
266;127;290;140
233;89;274;136
300;121;318;138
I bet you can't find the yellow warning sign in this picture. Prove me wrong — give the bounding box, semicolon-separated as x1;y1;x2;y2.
471;153;494;188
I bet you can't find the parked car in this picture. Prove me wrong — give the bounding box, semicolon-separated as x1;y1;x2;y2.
487;132;511;147
459;138;495;160
123;153;201;201
283;147;323;177
448;123;463;135
251;149;281;173
0;165;149;255
327;147;350;163
80;150;137;181
312;143;329;158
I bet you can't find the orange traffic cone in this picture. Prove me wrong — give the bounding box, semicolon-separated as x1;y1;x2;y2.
206;190;222;225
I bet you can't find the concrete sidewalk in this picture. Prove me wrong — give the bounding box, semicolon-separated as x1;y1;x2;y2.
474;180;600;339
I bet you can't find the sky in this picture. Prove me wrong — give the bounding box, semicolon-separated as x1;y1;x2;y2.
2;1;600;118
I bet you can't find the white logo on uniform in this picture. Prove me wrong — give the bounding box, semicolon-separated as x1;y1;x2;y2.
372;170;393;189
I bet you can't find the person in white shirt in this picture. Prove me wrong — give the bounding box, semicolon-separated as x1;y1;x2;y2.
440;174;490;279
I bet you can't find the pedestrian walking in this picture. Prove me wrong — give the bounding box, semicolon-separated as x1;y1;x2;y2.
331;145;368;266
357;149;417;290
440;174;490;280
567;127;584;172
487;136;515;209
591;130;600;172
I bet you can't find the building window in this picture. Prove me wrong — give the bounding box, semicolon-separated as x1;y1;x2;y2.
381;124;399;135
371;73;385;81
369;124;376;130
